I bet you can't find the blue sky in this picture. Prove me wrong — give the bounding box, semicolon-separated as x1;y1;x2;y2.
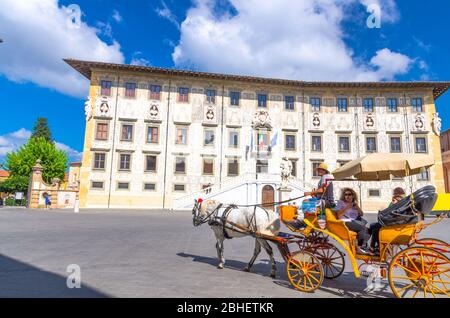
1;0;449;164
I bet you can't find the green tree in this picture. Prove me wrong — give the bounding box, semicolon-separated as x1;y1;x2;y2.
5;137;68;183
0;176;28;193
32;117;53;142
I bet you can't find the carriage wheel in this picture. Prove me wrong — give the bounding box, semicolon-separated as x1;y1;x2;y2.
388;246;450;298
286;251;324;293
306;244;345;279
413;238;449;254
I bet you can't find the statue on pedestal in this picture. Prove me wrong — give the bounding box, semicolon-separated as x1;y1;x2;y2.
280;157;293;190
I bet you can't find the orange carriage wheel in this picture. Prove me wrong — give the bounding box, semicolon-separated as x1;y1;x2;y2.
388;246;450;298
306;244;345;279
413;238;449;255
286;251;324;293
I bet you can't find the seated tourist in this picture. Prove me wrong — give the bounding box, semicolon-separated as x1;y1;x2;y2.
368;187;406;254
335;188;371;255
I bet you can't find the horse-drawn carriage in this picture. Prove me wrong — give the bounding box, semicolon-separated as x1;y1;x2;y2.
192;154;449;298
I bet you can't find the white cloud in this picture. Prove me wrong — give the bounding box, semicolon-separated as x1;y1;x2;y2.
55;142;83;162
370;48;413;80
0;129;82;162
112;9;123;23
155;0;180;29
0;0;125;98
173;0;412;82
130;52;151;66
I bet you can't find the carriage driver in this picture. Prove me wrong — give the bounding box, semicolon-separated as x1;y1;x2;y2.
304;163;336;208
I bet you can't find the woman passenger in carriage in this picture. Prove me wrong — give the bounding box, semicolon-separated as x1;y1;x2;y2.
335;188;372;255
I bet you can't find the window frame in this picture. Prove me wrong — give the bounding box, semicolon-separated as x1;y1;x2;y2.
203;128;216;147
284;95;295;111
124;82;137;98
206;89;216;104
143;183;157;191
387;97;398;113
202;157;215;176
310;97;321;112
178;87;189;103
175;126;188;145
174;156;187;174
90;181;105;190
414;136;428;153
389;136;403;153
284;133;296;151
144;154;158;172
149;84;162;100
95;122;109;141
229;131;239;148
118;153;132;171
93;152;106;170
337;97;348;112
173;184;186;192
365;135;378;153
229;91;240;107
311;135;322;152
146;125;160;144
257;94;267;108
363;97;375;113
120;123;134;142
227;158;240;176
116;182;130;191
338;135;351;153
100;80;112;96
411;97;424;113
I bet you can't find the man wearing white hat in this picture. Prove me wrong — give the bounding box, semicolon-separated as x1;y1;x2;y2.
304;163;335;208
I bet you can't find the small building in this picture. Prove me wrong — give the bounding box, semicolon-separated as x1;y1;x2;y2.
440;129;450;193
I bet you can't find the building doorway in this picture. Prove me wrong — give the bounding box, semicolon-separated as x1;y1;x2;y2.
261;185;275;210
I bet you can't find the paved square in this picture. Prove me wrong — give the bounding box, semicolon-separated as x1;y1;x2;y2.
0;207;448;297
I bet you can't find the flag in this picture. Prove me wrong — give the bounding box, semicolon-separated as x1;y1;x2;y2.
270;131;278;148
258;134;265;151
246;132;254;160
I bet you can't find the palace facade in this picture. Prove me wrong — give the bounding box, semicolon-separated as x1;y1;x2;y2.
65;59;449;211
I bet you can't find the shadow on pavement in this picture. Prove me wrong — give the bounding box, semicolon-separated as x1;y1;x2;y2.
177;252;278;277
0;254;109;297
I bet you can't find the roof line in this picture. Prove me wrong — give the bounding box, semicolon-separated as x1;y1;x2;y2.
64;59;450;100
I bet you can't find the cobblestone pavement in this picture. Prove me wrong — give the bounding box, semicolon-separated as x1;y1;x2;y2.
0;207;448;298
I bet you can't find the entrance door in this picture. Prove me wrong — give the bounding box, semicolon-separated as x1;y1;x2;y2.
261;185;275;210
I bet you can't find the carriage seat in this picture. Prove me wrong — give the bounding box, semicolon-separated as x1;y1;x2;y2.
324;209;358;244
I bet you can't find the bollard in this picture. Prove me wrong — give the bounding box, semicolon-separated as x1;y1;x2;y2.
74;199;80;213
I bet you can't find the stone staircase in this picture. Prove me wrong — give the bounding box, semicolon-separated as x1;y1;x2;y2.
172;173;314;210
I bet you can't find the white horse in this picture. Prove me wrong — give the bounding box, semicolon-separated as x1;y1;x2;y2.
192;199;281;278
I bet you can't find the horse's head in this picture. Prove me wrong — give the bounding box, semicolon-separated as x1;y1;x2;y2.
192;199;217;226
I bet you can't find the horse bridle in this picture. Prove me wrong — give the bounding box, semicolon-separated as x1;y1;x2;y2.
192;199;223;226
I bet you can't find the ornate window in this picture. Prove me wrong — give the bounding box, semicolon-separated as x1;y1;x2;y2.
145;155;157;172
230;91;240;106
285;96;295;110
311;97;321;112
125;82;137;98
100;80;112;96
337;98;348;112
146;126;159;144
150;85;161;100
387;98;398;112
96;122;109;140
363;98;374;112
257;94;267;107
119;154;131;171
